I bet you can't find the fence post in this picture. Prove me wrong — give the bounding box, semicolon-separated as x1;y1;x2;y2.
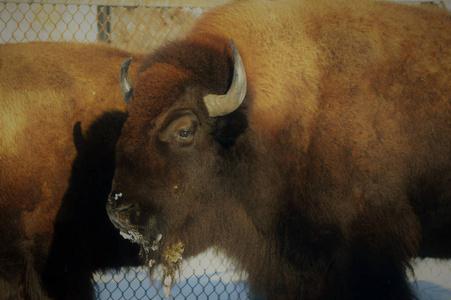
97;6;111;43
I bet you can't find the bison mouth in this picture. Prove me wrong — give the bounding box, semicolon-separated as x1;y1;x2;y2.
110;220;163;264
107;193;185;296
106;194;164;259
119;228;164;264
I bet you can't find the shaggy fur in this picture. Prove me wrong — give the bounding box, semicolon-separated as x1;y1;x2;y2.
0;42;143;299
109;0;450;299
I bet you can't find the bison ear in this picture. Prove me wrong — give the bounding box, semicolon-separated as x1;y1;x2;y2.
119;58;134;106
203;39;247;117
73;121;86;153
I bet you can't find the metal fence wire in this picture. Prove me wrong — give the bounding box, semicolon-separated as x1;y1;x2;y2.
93;249;249;299
0;0;228;52
1;0;451;299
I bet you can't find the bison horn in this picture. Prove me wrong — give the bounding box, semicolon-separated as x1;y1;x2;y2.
203;39;247;117
119;58;133;106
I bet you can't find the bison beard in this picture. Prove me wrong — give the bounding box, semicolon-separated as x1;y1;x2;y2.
107;0;451;299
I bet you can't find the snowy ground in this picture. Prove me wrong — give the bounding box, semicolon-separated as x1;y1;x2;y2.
410;258;451;300
95;250;451;300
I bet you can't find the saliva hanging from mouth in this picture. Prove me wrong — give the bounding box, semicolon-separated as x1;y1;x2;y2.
118;228;185;297
118;227;162;263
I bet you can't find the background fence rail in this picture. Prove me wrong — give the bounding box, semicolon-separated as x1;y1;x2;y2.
1;0;450;298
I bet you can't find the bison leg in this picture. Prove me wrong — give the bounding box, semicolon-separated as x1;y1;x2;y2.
323;241;417;300
322;203;420;300
283;190;420;299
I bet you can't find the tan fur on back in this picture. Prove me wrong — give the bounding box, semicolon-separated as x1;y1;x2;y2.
0;42;142;241
191;0;450;150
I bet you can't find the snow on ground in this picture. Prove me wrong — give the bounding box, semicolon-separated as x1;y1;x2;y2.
95;249;451;299
410;258;451;300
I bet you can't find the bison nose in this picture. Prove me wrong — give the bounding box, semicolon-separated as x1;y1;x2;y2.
107;192;139;231
107;203;138;231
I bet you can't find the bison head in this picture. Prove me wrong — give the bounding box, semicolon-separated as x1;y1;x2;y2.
106;40;255;275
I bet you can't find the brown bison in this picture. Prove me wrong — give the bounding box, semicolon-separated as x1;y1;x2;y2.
0;42;143;299
106;0;451;299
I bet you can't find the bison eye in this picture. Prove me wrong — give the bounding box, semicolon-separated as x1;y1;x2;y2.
177;129;192;140
158;110;198;144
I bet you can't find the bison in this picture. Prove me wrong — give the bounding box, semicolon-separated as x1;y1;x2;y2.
0;42;143;299
106;0;451;299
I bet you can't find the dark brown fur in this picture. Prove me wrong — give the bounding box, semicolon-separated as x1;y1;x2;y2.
108;1;451;299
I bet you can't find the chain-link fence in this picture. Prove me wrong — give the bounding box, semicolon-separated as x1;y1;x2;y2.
1;0;451;299
0;0;230;52
94;249;249;299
